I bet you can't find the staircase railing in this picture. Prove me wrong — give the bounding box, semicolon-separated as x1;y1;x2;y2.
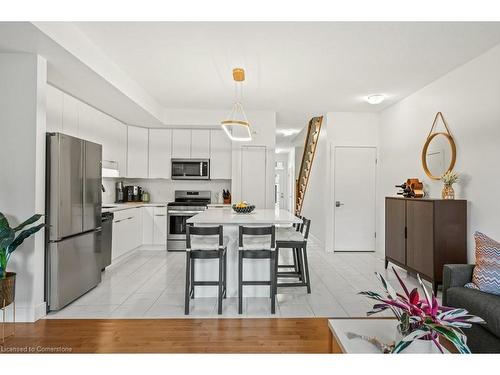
295;116;323;216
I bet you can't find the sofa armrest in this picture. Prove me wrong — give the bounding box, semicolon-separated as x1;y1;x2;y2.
442;264;475;305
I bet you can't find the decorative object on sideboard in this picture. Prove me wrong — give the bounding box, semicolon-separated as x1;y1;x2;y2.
223;189;231;204
395;178;424;198
441;170;458;200
359;267;485;353
422;112;457;180
0;212;45;341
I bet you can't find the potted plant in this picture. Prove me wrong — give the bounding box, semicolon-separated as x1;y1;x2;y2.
441;170;459;199
360;268;485;353
0;212;45;308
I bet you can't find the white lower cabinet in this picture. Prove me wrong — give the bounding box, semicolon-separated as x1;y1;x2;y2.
139;206;167;249
111;208;142;260
142;207;154;244
153;206;167;246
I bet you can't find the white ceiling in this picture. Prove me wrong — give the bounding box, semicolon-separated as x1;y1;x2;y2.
74;22;500;132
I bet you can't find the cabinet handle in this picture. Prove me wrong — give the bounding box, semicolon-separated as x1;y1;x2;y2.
404;226;407;238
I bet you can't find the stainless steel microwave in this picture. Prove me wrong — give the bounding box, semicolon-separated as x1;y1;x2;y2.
171;159;210;180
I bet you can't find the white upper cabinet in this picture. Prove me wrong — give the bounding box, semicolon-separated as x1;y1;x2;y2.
191;129;210;158
148;129;172;178
104;116;127;177
210;130;232;179
127;126;149;178
62;93;79;137
241;146;267;208
78;101;101;144
46;85;63;133
171;129;191;158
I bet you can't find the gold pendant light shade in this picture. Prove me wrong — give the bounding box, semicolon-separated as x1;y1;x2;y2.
221;68;252;141
221;102;252;141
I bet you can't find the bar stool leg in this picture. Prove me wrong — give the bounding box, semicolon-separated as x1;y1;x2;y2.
295;248;303;280
270;251;276;314
302;243;312;294
238;251;243;314
218;251;223;315
223;251;227;298
292;248;299;273
190;258;195;299
184;252;191;315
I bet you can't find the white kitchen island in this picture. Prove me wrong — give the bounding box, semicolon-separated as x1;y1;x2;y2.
186;208;301;297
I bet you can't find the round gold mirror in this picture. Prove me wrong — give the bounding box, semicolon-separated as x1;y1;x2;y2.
421;132;456;180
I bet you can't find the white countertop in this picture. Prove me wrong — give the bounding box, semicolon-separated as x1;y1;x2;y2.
102;202;167;213
207;203;232;207
186;208;301;225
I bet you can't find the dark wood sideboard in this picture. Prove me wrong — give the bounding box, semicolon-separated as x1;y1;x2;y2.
385;197;467;294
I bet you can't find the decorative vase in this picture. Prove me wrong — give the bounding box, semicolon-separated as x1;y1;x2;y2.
395;327;442;353
442;184;455;199
0;272;16;308
400;339;442;354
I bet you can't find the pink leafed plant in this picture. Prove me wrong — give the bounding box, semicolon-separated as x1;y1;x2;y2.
359;267;485;353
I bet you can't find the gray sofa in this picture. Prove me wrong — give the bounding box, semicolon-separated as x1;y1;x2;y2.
442;264;500;353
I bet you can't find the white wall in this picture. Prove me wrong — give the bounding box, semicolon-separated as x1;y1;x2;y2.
296;113;380;250
0;53;47;321
378;44;500;262
324;112;380;252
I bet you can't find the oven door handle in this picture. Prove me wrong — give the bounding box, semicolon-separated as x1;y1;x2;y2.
168;211;203;215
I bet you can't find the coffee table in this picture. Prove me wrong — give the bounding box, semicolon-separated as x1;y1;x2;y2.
328;318;450;354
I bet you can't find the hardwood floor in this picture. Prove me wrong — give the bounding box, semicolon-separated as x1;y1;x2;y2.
1;318;332;353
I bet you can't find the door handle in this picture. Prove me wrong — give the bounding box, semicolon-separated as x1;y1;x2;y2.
335;201;344;207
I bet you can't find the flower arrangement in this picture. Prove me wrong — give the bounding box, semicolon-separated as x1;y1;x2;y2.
359;268;484;353
442;170;459;186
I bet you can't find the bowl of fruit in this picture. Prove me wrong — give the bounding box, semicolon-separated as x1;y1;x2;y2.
232;201;255;214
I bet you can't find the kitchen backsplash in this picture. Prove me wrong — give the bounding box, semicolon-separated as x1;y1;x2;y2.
102;178;231;204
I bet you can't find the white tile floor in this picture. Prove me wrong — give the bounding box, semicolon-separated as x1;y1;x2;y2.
45;239;432;319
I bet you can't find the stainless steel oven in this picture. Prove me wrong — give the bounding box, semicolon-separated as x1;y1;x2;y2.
167;191;211;251
171;159;210;180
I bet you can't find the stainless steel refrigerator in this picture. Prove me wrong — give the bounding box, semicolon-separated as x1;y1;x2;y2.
45;133;102;311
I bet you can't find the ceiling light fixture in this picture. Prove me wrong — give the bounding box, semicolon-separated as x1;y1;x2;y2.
365;94;386;105
221;68;252;142
277;129;300;137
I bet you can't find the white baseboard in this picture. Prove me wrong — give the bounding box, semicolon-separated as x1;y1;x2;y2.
10;301;47;322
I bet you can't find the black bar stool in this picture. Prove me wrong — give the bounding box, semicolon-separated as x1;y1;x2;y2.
238;225;277;314
275;218;312;293
185;225;227;315
277;216;303;278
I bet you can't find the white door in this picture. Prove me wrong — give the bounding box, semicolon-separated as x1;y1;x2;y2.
334;146;376;252
274;161;287;210
241;146;266;208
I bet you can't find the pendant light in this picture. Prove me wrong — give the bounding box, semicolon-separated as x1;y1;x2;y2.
221;68;252;142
